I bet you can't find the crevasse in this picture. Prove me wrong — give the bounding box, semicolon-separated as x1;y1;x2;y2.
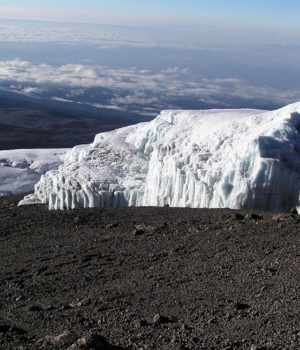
20;102;300;211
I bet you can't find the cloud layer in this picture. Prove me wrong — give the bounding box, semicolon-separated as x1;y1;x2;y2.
0;21;155;48
0;59;298;114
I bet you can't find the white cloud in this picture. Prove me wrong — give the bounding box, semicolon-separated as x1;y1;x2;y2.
0;59;298;113
0;14;299;50
52;97;73;103
85;102;127;112
0;21;155;47
8;84;44;95
21;86;43;94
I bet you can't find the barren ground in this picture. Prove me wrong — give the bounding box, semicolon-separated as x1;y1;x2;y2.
0;196;299;349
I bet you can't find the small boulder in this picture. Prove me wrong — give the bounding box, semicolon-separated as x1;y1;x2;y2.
290;208;298;215
133;228;144;236
234;302;250;311
272;213;288;222
152;314;172;325
249;213;263;220
234;213;244;221
105;223;118;230
133;319;148;328
76;334;112;349
43;330;74;347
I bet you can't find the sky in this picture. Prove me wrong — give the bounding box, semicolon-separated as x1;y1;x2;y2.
0;1;299;114
0;0;299;29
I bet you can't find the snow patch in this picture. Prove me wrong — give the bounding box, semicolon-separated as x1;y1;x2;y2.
0;149;68;197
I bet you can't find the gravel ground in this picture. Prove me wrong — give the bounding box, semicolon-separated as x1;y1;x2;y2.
0;196;300;349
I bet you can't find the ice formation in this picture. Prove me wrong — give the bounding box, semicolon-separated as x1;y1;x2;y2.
20;102;300;211
0;149;68;197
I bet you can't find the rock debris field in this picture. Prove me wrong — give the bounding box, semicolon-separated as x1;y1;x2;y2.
0;195;300;349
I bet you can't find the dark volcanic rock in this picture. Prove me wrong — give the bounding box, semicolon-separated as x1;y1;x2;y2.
0;196;300;349
234;302;250;311
290;208;298;215
75;333;118;349
234;213;245;221
152;314;173;325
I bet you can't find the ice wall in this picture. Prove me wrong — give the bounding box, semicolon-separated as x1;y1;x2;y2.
20;103;300;211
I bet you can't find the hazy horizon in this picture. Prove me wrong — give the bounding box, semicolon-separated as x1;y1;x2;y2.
0;1;299;116
1;0;299;29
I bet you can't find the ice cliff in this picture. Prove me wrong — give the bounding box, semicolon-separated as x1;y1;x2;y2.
20;102;300;211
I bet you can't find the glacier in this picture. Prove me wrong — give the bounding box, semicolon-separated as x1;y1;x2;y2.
0;149;68;197
20;102;300;212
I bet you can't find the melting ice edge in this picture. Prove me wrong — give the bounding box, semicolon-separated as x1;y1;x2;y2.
20;102;300;211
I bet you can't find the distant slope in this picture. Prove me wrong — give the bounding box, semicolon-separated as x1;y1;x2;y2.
0;89;151;150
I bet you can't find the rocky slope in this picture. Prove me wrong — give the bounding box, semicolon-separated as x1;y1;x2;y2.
1;196;300;349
